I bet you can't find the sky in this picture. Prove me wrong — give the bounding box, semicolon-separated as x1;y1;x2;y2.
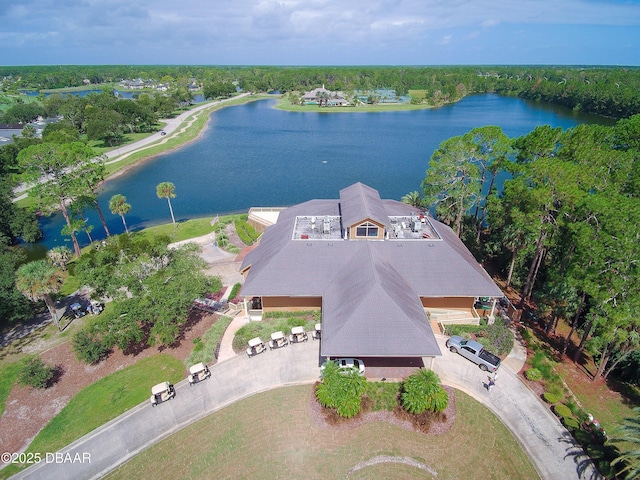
1;0;640;66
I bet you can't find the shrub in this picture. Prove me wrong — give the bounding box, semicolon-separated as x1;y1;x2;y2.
73;329;110;364
543;391;563;404
401;369;449;414
234;219;260;246
525;368;542;381
316;361;366;418
563;417;580;430
553;403;573;418
184;316;233;368
484;318;514;355
19;357;54;389
228;282;242;301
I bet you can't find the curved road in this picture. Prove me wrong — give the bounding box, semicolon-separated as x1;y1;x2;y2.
12;93;252;201
13;334;599;480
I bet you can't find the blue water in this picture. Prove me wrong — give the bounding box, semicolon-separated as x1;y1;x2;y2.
31;94;614;253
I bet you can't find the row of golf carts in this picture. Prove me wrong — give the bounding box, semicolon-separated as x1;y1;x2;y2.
149;362;212;406
151;324;322;406
246;323;321;358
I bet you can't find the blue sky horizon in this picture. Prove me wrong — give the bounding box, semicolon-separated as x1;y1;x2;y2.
2;1;639;66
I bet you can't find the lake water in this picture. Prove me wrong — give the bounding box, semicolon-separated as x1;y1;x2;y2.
30;94;614;254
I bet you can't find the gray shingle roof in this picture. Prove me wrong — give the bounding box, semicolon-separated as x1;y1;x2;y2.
339;182;391;228
240;183;504;358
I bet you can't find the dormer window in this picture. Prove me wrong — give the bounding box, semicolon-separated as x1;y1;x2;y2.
355;222;379;238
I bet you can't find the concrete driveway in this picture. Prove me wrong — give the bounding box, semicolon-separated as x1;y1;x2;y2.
14;336;598;480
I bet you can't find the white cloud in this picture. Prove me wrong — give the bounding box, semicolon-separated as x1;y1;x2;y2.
1;0;639;65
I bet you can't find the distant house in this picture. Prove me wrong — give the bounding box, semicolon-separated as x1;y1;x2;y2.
240;183;503;377
302;85;348;106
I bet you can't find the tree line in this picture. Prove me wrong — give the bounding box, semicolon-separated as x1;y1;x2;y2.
409;116;640;384
3;65;640;118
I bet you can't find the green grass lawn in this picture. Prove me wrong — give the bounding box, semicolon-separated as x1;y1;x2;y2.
132;213;248;244
275;96;431;113
0;362;22;417
0;354;184;479
105;385;539;480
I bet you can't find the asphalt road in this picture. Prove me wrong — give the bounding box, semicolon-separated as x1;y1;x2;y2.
13;334;599;480
12;93;252;201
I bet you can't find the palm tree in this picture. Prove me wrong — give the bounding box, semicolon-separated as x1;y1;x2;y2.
609;407;640;479
15;260;63;330
401;191;424;209
109;194;131;234
156;182;177;227
47;246;72;271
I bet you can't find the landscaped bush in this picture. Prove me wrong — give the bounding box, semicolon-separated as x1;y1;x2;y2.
553;403;573;419
228;282;242;301
233;313;316;350
530;351;557;381
563;416;580;430
316;360;366;418
18;357;55;389
525;368;542;381
234;219;260;246
72;329;110;364
543;391;563;404
184;316;233;368
401;369;449;414
483;318;514;355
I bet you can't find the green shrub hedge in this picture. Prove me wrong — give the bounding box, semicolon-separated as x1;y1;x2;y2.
234;219;260;246
553;403;572;418
543;391;563;404
525;368;542;381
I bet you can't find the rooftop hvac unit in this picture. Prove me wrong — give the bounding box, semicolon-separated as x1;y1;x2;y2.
323;217;331;234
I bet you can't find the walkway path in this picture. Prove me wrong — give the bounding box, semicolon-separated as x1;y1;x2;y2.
15;332;598;480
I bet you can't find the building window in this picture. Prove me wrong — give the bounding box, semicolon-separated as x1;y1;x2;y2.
356;222;379;237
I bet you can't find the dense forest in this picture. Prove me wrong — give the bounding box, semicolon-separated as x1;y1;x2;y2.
2;65;640;118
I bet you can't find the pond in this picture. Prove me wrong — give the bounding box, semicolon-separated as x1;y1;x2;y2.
30;94;615;254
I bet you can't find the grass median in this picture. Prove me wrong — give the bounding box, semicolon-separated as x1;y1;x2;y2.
105;385;539;480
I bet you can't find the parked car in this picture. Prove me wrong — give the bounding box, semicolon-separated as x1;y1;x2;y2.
445;335;501;372
321;358;365;376
150;381;176;406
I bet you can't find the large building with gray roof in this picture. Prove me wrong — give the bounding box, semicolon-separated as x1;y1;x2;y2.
240;183;503;371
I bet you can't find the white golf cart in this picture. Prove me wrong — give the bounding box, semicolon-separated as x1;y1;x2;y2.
150;381;176;406
312;323;321;340
188;362;211;385
247;337;267;357
289;326;308;343
269;331;288;350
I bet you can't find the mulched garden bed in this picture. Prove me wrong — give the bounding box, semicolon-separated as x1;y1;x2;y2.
309;383;456;436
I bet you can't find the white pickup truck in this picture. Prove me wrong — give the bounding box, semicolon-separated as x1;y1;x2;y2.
445;335;501;372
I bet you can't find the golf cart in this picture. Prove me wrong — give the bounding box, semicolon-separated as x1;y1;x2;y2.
289;326;308;343
246;337;267;357
269;331;288;350
150;381;176;406
70;302;86;319
311;323;321;340
188;362;211;385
